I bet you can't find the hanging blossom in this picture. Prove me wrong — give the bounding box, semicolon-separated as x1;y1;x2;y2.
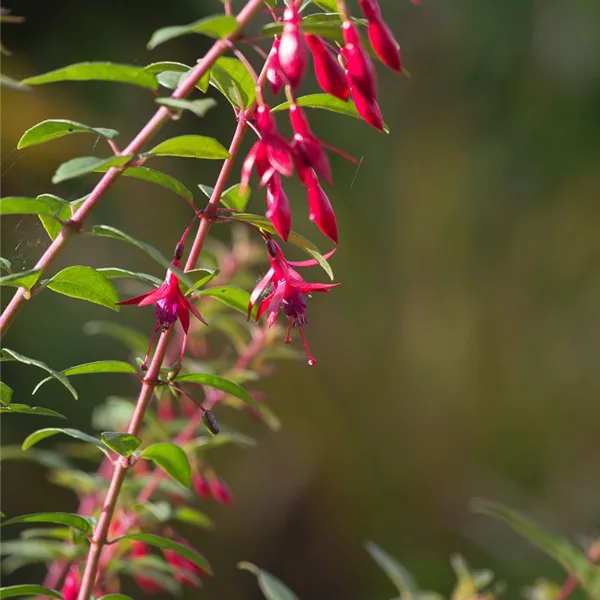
248;239;339;365
276;1;308;89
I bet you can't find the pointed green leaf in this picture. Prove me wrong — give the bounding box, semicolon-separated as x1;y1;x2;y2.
238;562;299;600
84;321;147;355
0;269;42;290
175;373;260;412
365;541;418;599
0;195;66;216
148;15;238;49
183;268;219;294
1;349;78;399
101;432;142;457
0;257;12;272
119;532;212;575
52;155;132;184
18;119;119;149
471;499;600;597
156;97;217;118
0;585;63;599
144;61;191;74
22;427;109;455
1;512;95;535
154;69;210;94
229;213;334;280
173;507;214;530
46;266;120;311
97;268;163;287
198;183;250;211
210;57;256;109
0;381;12;405
141;442;192;488
273;93;389;133
39;195;86;240
0;404;66;419
93;165;193;201
197;286;250;316
145;135;229;160
63;360;137;377
22;62;158;90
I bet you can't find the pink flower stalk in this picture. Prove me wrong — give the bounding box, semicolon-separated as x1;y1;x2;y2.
131;541;165;593
248;239;339;365
305;34;350;101
241;105;294;192
342;20;378;104
163;536;208;587
266;37;284;96
60;569;79;600
266;174;292;241
290;103;332;185
358;0;402;73
277;2;308;88
303;168;338;243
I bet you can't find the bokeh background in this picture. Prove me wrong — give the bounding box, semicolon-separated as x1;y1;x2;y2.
2;0;600;598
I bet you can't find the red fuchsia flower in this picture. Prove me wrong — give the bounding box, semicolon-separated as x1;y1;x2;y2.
266;37;284;96
289;103;332;185
305;34;350;101
207;475;235;505
303;168;338;243
163;536;208;587
358;0;402;73
131;541;166;593
349;81;385;132
342;20;378;105
241;104;294;192
277;2;308;89
193;472;212;499
266;174;292;241
60;569;79;600
248;239;339;365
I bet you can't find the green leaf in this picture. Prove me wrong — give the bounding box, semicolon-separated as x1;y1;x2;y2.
273;93;389;133
145;135;229;160
471;499;600;597
1;512;95;535
120;532;212;575
22;427;109;455
0;381;12;405
263;14;366;44
156;97;217;118
450;554;494;600
238;562;299;600
197;286;250;316
141;442;192;488
93;165;194;202
198;183;250;211
38;195;85;240
63;360;137;377
1;349;78;399
17;119;119;149
0;195;66;216
230;213;335;280
0;73;31;91
0;404;66;419
148;15;238;49
144;61;191;74
0;269;42;290
365;541;418;599
52;155;132;184
154;69;210;94
46;266;120;311
210;57;256;109
97;268;163;287
101;432;142;457
173;507;214;530
0;257;12;272
84;321;147;355
183;268;219;294
90;225;201;293
175;373;260;412
0;585;63;599
22;62;158;90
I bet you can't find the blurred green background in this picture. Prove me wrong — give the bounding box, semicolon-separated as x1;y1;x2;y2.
2;0;600;598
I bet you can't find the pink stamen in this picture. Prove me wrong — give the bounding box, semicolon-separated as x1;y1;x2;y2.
297;324;316;366
285;319;293;344
141;323;160;371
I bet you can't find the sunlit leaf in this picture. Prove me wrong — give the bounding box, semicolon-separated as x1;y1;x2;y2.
0;195;66;216
0;269;42;290
148;15;238;49
197;286;250;316
98;595;135;600
0;382;13;405
97;268;163;287
145;135;229;160
1;512;95;535
238;562;299;600
141;442;192;488
0;404;66;419
52;155;132;184
156;97;217;118
198;183;250;211
39;195;85;240
22;427;109;455
17;119;119;149
210;57;256;109
22;62;158;89
0;584;63;599
101;432;142;457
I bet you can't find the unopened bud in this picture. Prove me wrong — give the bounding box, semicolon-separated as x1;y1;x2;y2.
167;361;181;381
202;410;219;435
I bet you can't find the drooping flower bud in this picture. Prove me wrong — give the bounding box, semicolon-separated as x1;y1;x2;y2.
304;169;338;244
349;83;385;132
358;0;402;73
342;20;378;104
193;472;212;499
60;569;79;600
266;37;284;96
277;3;308;88
290;103;332;185
207;476;235;505
163;536;208;587
305;34;350;101
266;175;292;241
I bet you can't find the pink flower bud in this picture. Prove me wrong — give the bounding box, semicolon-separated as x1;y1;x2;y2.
266;175;292;241
208;476;235;505
277;4;308;88
305;34;350;101
342;21;377;104
350;83;384;132
267;37;284;96
359;0;402;73
193;472;212;499
163;536;208;587
304;169;338;244
60;569;79;600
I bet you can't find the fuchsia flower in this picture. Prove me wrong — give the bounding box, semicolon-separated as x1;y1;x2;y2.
342;20;378;104
266;174;292;241
305;34;350;101
193;473;212;499
277;2;308;88
349;81;385;132
303;168;338;244
131;541;165;593
163;536;208;587
207;476;235;505
358;0;402;73
60;569;79;600
266;37;284;96
248;239;339;365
